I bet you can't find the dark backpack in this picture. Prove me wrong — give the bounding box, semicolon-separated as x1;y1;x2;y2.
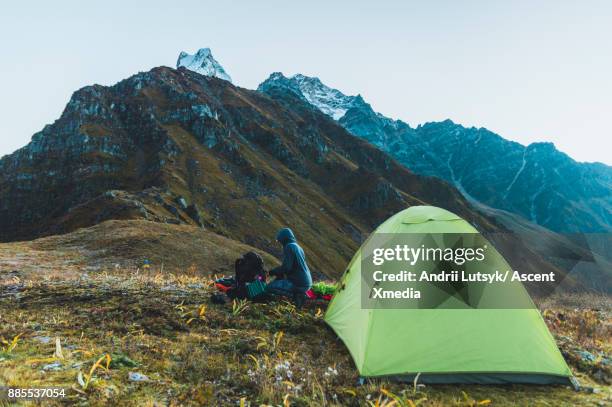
231;252;266;299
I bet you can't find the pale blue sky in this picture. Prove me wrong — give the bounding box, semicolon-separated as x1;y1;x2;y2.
1;0;610;163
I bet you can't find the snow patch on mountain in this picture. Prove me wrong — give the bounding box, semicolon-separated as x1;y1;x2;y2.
177;48;232;83
291;74;357;120
259;73;359;120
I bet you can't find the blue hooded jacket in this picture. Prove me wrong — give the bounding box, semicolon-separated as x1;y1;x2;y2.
271;228;313;291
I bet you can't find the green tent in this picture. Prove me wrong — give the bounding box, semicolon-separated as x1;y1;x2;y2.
325;206;574;385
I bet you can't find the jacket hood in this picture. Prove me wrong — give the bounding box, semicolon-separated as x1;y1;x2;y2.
276;228;297;245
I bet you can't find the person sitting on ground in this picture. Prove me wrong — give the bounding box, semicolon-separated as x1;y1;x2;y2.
266;228;313;307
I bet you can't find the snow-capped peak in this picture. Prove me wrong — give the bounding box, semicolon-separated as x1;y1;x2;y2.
259;73;359;120
177;48;232;83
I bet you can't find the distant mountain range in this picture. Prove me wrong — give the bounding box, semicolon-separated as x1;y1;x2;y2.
258;73;612;233
0;48;607;292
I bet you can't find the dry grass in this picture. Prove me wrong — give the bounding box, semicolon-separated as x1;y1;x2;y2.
0;268;610;406
0;220;280;281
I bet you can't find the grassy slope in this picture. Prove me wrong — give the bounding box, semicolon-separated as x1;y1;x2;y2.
158;122;365;278
0;264;610;406
0;220;278;279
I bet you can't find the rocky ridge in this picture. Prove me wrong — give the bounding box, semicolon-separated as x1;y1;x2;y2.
258;73;612;233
